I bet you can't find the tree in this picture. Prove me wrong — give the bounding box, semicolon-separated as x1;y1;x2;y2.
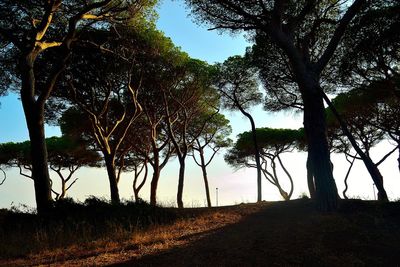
226;128;303;201
113;114;152;202
189;112;232;207
185;0;390;210
163;58;217;208
0;141;31;180
338;1;400;91
329;78;400;173
0;0;154;213
46;136;101;200
129;28;179;205
0;136;99;200
62;29;144;204
116;145;150;202
215;55;263;202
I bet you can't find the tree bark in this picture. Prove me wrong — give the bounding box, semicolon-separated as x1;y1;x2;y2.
25;107;53;212
302;86;339;211
177;158;185;208
150;163;160;205
306;155;316;199
199;147;212;207
20;55;53;214
104;153;120;204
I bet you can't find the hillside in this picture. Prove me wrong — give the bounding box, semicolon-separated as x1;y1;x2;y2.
1;199;400;266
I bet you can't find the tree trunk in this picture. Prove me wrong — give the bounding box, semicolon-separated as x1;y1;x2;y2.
306;155;316;199
343;156;356;200
150;146;161;206
177;157;185;208
250;118;263;203
398;145;400;173
238;107;262;202
20;56;53;214
60;179;66;200
104;153;120;204
277;154;294;199
150;164;160;206
322;92;388;201
25;109;53;212
302;86;338;211
199;148;212;207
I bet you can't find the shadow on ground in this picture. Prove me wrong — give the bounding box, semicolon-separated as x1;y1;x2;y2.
108;200;400;267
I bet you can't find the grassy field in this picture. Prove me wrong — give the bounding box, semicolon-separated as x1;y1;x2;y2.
1;198;400;266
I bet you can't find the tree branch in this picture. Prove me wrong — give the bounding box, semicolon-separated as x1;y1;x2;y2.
315;0;366;73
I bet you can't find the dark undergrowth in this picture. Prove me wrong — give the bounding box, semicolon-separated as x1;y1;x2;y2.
0;197;186;259
1;198;400;266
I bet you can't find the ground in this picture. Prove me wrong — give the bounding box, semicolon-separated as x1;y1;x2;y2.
1;199;400;266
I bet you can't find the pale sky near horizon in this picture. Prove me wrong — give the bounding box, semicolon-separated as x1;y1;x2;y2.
0;0;399;209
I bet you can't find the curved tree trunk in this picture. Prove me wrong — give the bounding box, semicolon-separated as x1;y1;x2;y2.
104;153;120;204
238;107;262;202
150;148;160;206
276;155;294;200
322;92;388;201
302;87;339;211
177;158;185;208
133;162;148;202
343;155;356;199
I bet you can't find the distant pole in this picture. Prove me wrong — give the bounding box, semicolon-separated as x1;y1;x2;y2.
372;183;376;200
216;188;219;207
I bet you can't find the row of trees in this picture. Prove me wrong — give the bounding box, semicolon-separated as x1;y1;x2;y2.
184;0;399;210
0;25;236;209
225;77;400;201
0;0;398;212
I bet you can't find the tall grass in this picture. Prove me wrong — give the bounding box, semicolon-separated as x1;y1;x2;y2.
0;197;178;258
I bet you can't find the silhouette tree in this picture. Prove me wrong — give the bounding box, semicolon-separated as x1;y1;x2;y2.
46;136;101;200
329;79;400;174
129;29;179;205
0;136;99;200
189;112;232;207
215;55;263;202
226;128;303;200
163;59;217;208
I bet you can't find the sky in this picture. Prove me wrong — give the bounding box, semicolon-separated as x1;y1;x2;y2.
0;0;399;209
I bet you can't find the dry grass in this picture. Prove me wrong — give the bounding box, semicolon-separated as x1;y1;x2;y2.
1;205;262;266
2;200;400;266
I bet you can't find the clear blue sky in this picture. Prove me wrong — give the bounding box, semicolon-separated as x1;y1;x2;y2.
0;0;399;209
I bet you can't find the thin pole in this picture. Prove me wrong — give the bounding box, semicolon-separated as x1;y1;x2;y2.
372;183;376;200
216;188;218;207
